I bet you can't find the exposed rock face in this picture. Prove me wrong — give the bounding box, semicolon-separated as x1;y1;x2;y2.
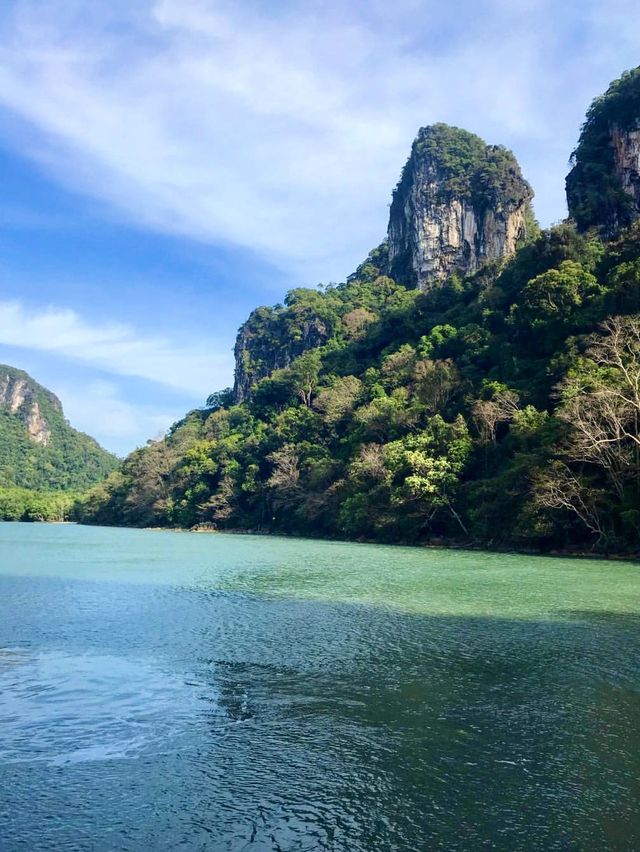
0;363;118;490
566;67;640;235
566;123;640;236
387;124;534;290
1;373;31;413
233;301;332;403
0;370;61;446
25;401;52;445
233;311;292;404
611;125;640;205
230;125;534;403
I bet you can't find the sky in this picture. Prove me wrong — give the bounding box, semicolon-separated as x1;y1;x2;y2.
0;0;639;455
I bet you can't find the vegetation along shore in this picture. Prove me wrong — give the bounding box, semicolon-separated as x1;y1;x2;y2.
6;69;640;557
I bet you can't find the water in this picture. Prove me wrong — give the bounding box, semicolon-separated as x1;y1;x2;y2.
1;524;639;851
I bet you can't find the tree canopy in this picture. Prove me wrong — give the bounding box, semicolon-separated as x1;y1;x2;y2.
76;218;640;554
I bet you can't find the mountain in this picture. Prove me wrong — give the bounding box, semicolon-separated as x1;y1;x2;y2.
387;123;534;289
77;68;640;554
0;365;118;491
232;126;535;403
567;68;640;235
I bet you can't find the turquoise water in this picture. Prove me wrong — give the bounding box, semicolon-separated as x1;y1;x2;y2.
1;523;639;850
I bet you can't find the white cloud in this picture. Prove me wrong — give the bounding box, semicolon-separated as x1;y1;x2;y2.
0;0;640;286
0;1;638;282
0;300;233;397
0;1;638;457
52;378;182;455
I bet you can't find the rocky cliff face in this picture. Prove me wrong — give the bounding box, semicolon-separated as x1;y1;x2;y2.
386;124;533;290
0;364;118;490
566;67;640;235
233;299;333;403
0;369;61;446
566;122;640;236
233;310;292;404
230;125;534;402
611;124;640;206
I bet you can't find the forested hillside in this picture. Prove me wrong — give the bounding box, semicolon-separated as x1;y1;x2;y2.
0;365;118;519
77;68;640;554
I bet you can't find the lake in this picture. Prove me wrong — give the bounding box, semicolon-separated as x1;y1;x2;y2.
1;523;639;850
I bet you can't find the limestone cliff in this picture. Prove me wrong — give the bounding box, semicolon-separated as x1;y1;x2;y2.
233;295;335;403
611;125;640;205
386;124;534;290
0;364;118;490
233;308;293;404
0;369;61;446
566;67;640;235
231;125;534;402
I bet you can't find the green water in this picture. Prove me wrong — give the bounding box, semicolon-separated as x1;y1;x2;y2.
1;523;639;850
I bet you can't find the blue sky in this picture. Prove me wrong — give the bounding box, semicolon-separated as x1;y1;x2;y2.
0;0;639;455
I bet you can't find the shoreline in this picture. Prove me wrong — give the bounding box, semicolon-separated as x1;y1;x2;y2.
4;519;639;562
75;520;640;563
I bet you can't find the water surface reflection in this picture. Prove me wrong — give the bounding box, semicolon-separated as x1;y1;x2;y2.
0;525;639;850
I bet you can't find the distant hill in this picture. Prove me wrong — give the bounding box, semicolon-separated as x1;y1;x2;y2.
0;365;118;491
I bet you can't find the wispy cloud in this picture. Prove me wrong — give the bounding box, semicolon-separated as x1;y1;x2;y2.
51;378;183;455
1;1;638;282
0;300;232;397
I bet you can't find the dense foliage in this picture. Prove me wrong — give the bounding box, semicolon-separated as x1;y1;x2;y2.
77;219;640;553
0;487;77;522
567;68;640;234
404;123;532;211
0;366;118;491
73;69;640;554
